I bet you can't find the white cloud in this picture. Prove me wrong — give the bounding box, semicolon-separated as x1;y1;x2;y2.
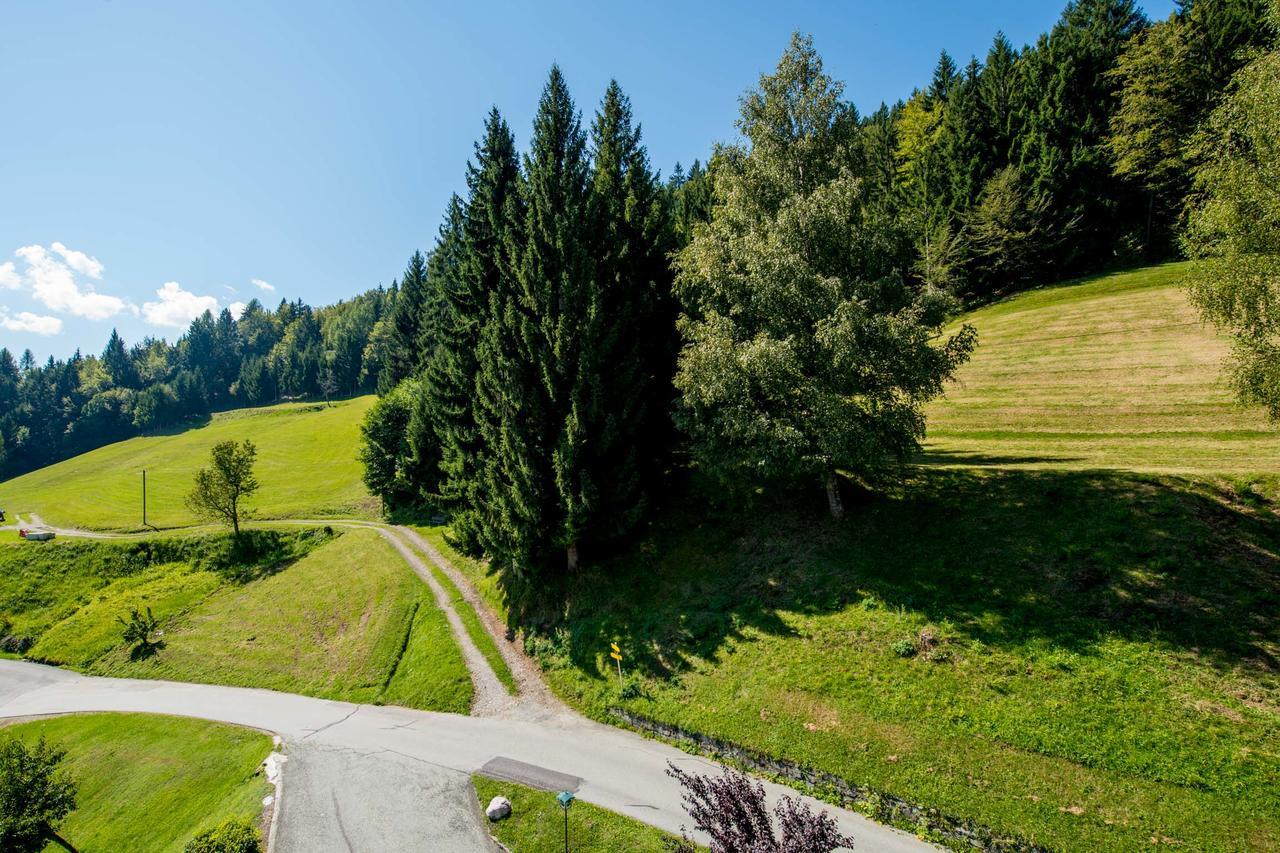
0;262;19;290
229;301;247;319
50;241;104;279
13;243;127;320
142;281;219;328
251;278;275;292
0;308;62;335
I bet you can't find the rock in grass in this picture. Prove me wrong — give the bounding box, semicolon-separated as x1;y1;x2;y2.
486;795;512;821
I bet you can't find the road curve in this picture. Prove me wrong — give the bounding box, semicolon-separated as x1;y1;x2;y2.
0;660;934;852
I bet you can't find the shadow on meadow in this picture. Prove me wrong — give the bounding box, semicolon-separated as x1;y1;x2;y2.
550;468;1280;682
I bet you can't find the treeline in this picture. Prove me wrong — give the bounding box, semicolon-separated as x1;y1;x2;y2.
893;0;1269;301
360;0;1277;607
0;288;396;478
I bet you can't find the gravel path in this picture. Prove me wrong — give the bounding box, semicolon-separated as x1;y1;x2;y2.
393;526;572;722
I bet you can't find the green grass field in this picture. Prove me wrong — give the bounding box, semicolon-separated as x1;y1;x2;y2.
488;265;1280;851
474;776;685;852
2;713;271;853
0;529;471;713
925;262;1280;483
0;396;378;531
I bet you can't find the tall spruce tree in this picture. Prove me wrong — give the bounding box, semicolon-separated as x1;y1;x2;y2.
427;110;521;550
1016;0;1147;267
583;80;675;549
382;250;430;390
475;66;593;583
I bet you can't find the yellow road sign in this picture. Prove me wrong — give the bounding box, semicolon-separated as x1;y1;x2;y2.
610;642;620;653
609;652;623;661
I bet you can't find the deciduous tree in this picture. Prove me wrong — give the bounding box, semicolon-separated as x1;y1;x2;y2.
186;439;259;536
675;33;976;518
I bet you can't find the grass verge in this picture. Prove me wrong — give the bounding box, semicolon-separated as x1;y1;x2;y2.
1;712;271;853
474;776;686;852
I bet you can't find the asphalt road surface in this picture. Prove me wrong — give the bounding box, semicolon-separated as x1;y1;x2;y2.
0;660;935;852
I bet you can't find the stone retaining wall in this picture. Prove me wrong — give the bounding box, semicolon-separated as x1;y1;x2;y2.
607;707;1048;853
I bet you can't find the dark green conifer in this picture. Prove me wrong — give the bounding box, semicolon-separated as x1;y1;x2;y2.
427;110;521;549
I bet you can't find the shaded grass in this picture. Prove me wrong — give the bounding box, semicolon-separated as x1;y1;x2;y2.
412;525;517;695
474;776;685;852
0;396;378;531
94;529;471;713
2;712;270;853
523;471;1280;852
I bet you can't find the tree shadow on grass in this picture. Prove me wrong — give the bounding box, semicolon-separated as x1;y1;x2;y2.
916;449;1086;467
554;467;1280;682
128;640;165;661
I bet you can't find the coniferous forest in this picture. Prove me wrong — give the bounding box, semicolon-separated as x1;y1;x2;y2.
4;0;1276;608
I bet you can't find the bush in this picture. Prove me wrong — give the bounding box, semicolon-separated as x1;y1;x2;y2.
891;638;916;658
184;819;261;853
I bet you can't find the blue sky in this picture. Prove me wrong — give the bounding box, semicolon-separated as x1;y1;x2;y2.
2;0;1176;360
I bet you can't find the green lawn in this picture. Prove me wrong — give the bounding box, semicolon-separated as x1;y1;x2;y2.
2;713;271;853
456;264;1279;851
94;529;472;712
474;776;685;852
0;396;378;531
924;261;1280;484
0;529;471;713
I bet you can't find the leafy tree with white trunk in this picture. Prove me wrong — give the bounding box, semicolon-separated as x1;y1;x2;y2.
674;33;976;519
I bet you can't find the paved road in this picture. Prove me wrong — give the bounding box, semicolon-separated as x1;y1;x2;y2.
0;661;933;852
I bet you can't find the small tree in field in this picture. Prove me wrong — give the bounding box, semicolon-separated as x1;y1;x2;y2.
665;762;854;853
318;368;339;408
0;736;79;853
186;440;259;537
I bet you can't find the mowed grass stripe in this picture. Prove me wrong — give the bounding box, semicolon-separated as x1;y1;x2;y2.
2;713;271;853
925;261;1280;477
0;396;378;531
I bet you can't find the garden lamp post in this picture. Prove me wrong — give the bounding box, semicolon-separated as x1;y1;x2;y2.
556;790;575;852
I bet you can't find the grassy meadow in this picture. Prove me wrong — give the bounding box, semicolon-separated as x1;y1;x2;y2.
925;262;1280;483
0;396;377;531
442;264;1279;851
2;713;271;853
0;528;471;713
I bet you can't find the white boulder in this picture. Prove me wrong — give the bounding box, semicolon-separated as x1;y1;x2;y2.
486;795;512;821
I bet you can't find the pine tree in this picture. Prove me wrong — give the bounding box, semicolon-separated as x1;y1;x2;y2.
383;251;430;389
979;33;1020;166
475;65;593;584
579;80;675;553
101;329;137;389
1016;0;1147;268
427;110;521;549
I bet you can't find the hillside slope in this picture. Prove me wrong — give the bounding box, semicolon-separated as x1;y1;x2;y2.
925;261;1280;480
506;264;1280;851
0;396;376;530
